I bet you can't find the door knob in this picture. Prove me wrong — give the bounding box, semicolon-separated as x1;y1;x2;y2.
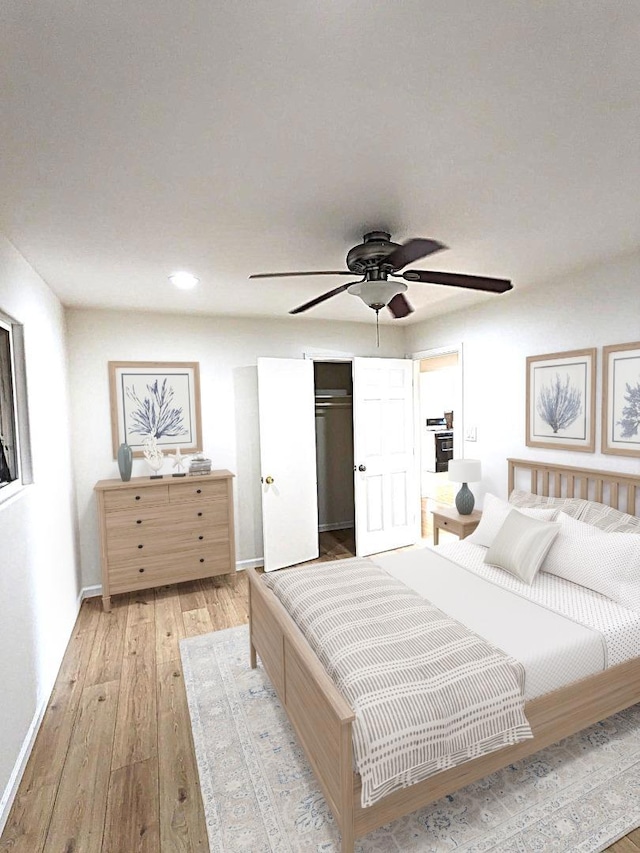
358;464;367;472
265;476;274;484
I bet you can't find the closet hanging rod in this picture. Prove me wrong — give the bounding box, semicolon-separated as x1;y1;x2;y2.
314;400;353;409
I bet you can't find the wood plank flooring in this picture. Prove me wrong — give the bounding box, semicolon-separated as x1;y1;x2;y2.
0;528;635;851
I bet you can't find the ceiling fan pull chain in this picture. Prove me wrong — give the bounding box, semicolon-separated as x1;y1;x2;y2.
376;309;380;348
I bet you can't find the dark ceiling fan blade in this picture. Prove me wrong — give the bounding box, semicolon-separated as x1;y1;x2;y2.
289;282;358;315
401;269;512;293
381;238;447;271
387;293;414;319
249;270;352;279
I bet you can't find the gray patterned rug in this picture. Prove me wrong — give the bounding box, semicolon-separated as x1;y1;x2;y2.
180;625;640;852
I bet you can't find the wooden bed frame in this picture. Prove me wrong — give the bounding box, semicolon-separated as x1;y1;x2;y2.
247;459;640;852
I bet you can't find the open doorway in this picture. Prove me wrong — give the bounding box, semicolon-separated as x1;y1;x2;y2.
313;361;356;559
258;355;418;571
415;349;462;540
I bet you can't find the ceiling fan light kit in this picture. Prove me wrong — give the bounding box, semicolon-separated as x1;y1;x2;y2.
249;230;513;326
347;279;407;311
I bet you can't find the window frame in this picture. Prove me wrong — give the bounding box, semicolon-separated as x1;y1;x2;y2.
0;310;31;503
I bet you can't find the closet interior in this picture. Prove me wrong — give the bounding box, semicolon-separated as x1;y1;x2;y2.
313;361;355;554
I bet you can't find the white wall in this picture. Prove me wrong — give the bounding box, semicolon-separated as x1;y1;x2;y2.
405;250;640;503
419;369;457;423
65;309;404;588
0;236;80;824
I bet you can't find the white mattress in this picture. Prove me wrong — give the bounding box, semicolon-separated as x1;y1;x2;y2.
371;541;640;700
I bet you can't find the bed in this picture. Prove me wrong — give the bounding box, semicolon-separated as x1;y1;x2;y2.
246;459;640;852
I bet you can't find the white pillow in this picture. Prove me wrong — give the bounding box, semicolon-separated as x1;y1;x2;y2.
467;492;558;548
484;510;560;585
542;511;640;611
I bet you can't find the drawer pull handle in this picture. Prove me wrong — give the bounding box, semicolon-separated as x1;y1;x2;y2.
136;520;142;524
138;544;143;549
196;489;202;494
198;535;204;540
199;558;205;563
135;495;141;501
198;512;203;517
139;568;145;573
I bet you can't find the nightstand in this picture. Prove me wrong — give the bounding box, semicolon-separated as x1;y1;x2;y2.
431;506;482;545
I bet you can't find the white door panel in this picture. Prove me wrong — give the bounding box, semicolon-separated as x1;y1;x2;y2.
257;358;319;571
353;357;417;556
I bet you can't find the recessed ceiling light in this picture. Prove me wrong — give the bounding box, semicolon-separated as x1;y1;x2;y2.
169;271;199;290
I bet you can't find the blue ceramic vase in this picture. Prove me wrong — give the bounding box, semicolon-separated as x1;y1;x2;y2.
117;442;133;482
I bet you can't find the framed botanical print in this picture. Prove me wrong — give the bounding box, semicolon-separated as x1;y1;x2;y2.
526;348;596;452
602;341;640;457
109;361;202;458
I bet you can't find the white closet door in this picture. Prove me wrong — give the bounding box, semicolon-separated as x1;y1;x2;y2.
353;357;417;556
257;357;319;571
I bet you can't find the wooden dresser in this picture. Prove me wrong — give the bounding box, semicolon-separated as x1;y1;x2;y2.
94;470;235;611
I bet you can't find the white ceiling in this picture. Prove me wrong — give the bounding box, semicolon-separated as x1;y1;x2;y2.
1;2;639;325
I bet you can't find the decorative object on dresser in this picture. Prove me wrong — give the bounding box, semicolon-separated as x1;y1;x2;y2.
447;457;481;514
108;360;202;458
431;504;481;544
526;348;596;452
602;340;640;458
116;441;132;481
142;435;164;478
94;470;235;612
189;452;212;475
170;446;187;476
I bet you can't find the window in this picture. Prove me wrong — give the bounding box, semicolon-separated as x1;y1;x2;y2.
0;311;30;498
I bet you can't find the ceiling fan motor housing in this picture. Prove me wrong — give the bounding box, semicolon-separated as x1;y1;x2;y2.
345;231;401;276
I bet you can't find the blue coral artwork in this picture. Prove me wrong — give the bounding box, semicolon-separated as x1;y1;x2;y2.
526;349;596;452
126;378;189;441
603;342;640;457
109;361;202;458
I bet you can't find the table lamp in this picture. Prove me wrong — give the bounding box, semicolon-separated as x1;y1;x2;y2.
448;459;482;515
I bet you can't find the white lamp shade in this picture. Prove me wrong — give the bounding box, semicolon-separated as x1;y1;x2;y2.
448;458;481;483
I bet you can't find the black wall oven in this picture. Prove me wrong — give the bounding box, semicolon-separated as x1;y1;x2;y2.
434;430;454;472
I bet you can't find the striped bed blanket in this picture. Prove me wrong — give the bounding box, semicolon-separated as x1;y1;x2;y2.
261;558;533;807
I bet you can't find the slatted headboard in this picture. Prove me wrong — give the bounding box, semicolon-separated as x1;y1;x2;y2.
508;458;640;518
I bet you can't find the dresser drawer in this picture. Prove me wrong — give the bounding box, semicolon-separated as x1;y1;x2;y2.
103;484;169;511
107;521;230;566
108;542;232;593
169;478;227;503
104;501;229;538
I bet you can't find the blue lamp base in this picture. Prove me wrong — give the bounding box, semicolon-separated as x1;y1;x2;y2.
455;482;475;515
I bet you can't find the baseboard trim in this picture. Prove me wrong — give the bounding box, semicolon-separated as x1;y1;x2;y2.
318;521;355;533
81;584;102;600
0;693;50;836
235;558;263;572
0;588;83;836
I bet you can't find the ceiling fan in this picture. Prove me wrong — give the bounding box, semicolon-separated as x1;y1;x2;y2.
250;231;513;319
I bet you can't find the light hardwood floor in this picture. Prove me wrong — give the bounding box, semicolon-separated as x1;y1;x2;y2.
1;529;637;852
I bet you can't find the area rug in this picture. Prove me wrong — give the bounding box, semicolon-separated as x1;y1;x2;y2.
180;625;640;852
